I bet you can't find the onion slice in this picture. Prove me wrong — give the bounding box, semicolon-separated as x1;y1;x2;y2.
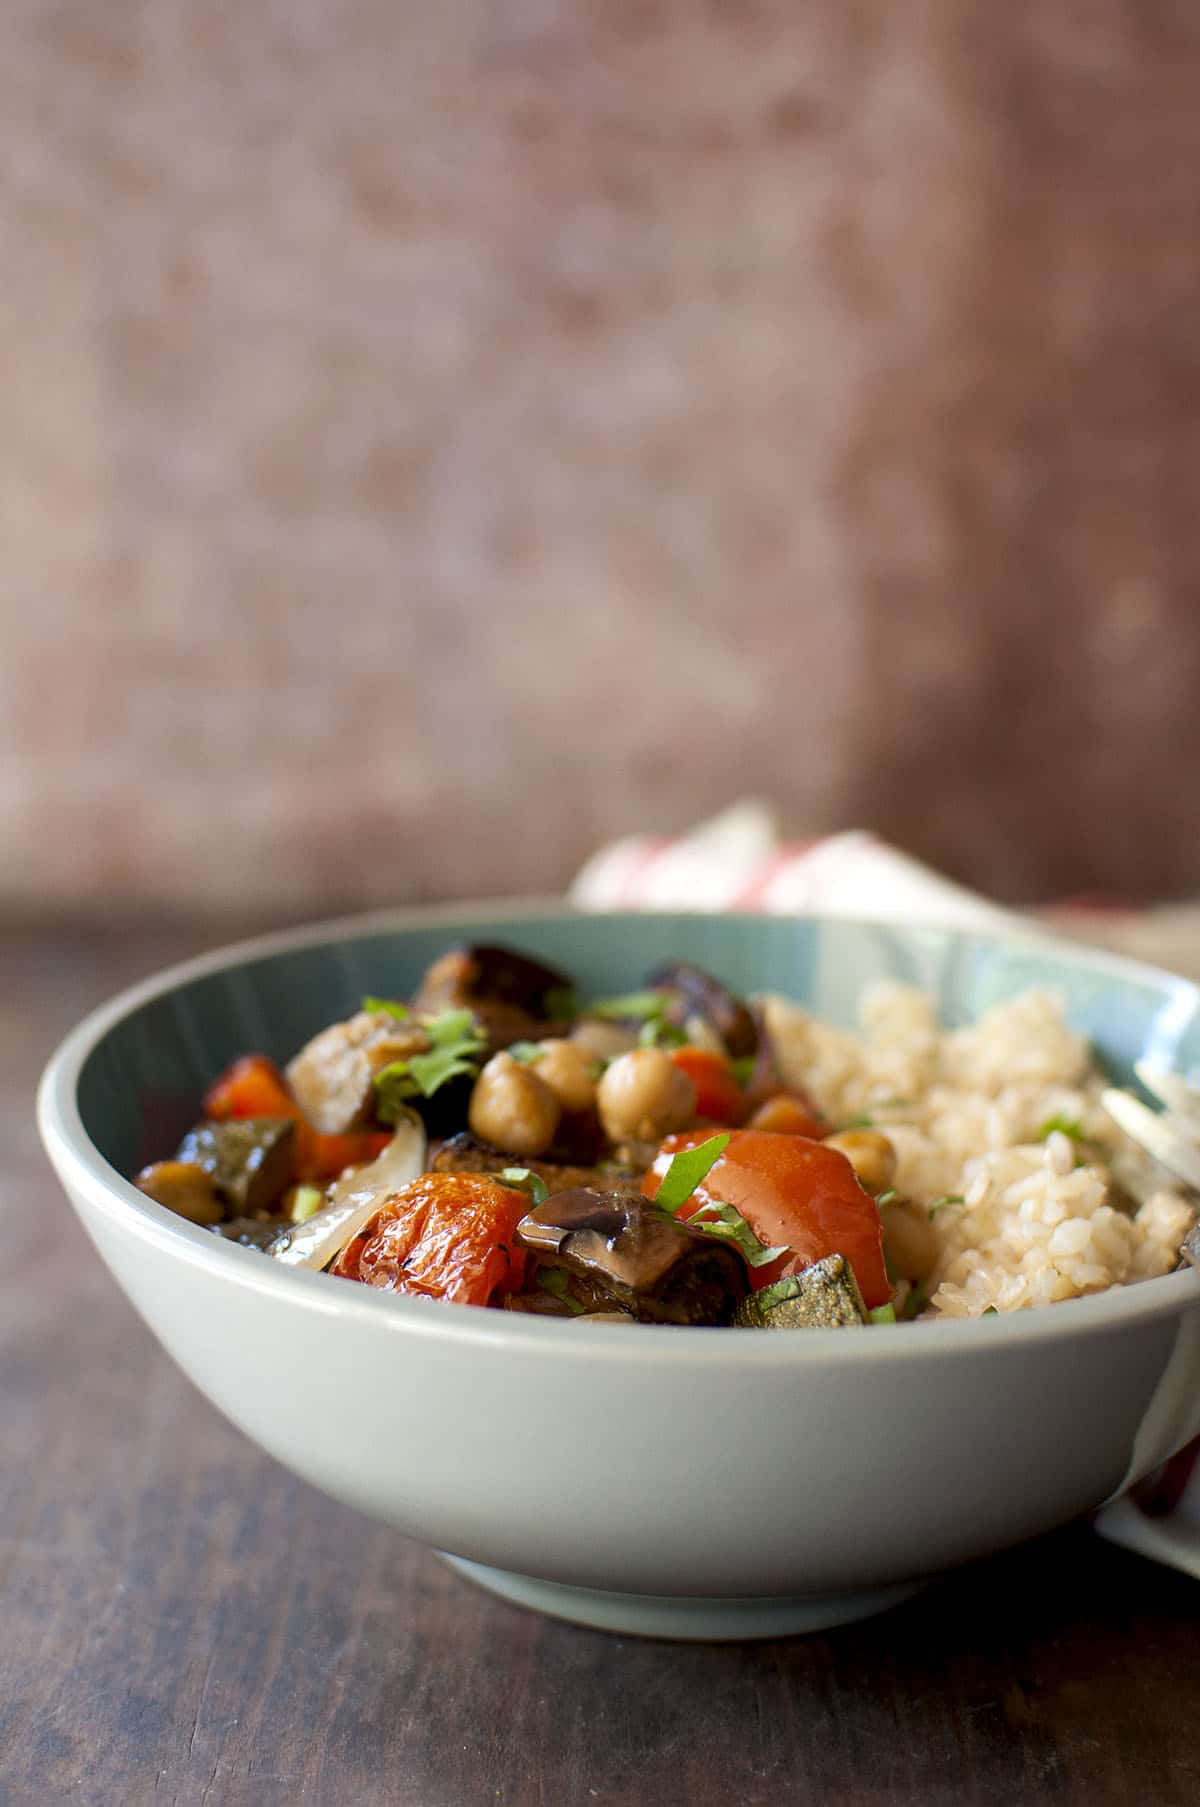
268;1109;426;1269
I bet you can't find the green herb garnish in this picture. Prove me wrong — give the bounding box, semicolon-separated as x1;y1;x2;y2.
841;1113;875;1130
373;1008;486;1118
875;1189;898;1209
686;1199;790;1268
981;1305;999;1316
899;1283;928;1321
498;1167;550;1208
928;1193;965;1217
652;1132;731;1212
362;996;410;1019
537;1267;586;1313
288;1184;326;1224
506;1040;546;1064
729;1056;756;1087
638;1017;687;1050
544;987;578;1023
1038;1114;1085;1142
753;1274;804;1310
868;1303;897;1325
588;990;669;1022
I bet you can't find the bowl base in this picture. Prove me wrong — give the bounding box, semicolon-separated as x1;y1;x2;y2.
440;1555;926;1640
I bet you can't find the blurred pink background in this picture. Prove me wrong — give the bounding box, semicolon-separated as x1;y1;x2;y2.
5;3;1200;918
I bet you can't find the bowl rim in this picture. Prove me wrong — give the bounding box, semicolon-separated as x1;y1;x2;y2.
37;897;1200;1369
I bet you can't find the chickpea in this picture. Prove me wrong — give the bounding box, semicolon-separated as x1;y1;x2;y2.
881;1199;940;1286
530;1039;597;1114
468;1052;561;1157
823;1129;898;1195
596;1048;697;1145
135;1160;224;1227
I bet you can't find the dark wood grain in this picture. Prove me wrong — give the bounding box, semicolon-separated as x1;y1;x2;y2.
3;919;1199;1807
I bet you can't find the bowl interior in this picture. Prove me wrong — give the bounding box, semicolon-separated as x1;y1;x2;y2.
72;908;1200;1181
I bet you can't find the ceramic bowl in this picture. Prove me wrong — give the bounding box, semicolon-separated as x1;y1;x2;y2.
38;907;1200;1639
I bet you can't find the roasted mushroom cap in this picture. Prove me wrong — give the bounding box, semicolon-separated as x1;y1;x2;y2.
411;944;574;1051
515;1188;748;1325
644;961;759;1059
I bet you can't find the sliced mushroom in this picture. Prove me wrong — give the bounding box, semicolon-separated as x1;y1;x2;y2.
645;960;759;1059
411;943;575;1051
175;1118;296;1216
516;1188;748;1325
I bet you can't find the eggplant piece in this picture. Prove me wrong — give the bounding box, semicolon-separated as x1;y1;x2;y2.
732;1255;867;1329
411;944;575;1051
210;1217;288;1251
176;1117;295;1216
430;1131;642;1198
645;960;758;1059
516;1189;748;1325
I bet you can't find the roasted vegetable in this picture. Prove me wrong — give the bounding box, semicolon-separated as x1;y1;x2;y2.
429;1131;642;1197
732;1256;868;1329
269;1112;427;1269
286;1011;430;1134
134;1160;224;1226
515;1189;748;1325
645;1129;891;1308
668;1047;746;1125
411;943;575;1051
175;1118;296;1216
645;960;759;1059
331;1172;528;1304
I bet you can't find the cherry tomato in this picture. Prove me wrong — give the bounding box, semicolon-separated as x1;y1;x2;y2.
644;1129;890;1307
332;1173;528;1305
744;1093;826;1139
669;1047;745;1124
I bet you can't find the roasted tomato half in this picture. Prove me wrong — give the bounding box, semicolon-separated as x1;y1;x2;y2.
644;1129;890;1308
332;1172;528;1306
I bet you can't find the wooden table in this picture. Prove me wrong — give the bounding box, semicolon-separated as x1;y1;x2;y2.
3;919;1198;1807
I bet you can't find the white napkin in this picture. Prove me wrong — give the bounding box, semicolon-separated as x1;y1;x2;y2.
571;803;1200;1577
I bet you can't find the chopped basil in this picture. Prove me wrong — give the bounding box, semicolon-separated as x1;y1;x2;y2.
638;1018;687;1050
506;1040;546;1065
754;1274;804;1310
928;1194;965;1217
841;1113;875;1130
288;1184;326;1224
899;1282;928;1321
875;1188;898;1209
588;989;669;1022
498;1167;550;1208
868;1303;897;1325
537;1266;586;1313
373;1009;486;1118
687;1198;789;1267
653;1132;732;1212
1038;1114;1085;1142
544;987;578;1024
362;996;410;1019
729;1056;756;1087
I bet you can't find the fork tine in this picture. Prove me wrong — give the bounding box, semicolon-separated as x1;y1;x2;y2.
1134;1060;1200;1123
1102;1089;1200;1192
